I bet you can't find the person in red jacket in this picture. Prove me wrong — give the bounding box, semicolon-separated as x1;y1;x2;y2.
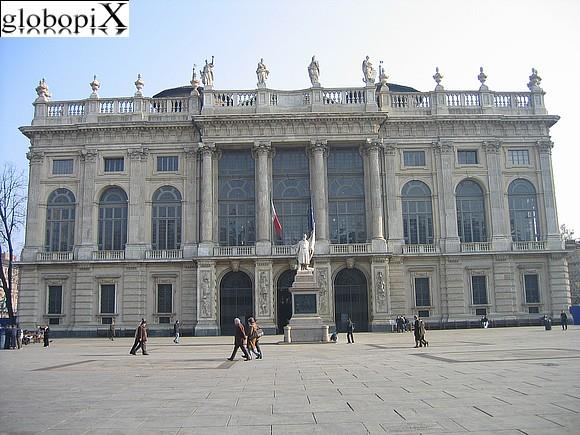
227;318;250;361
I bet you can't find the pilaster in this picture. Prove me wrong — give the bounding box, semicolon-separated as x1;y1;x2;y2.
125;148;149;259
370;256;390;331
484;140;510;251
182;146;198;259
195;260;219;335
313;259;332;324
76;150;98;260
365;139;386;252
22;151;45;261
548;253;571;315
433;140;460;252
255;260;276;333
384;142;404;253
253;141;273;255
538;140;562;250
493;255;517;316
198;141;216;255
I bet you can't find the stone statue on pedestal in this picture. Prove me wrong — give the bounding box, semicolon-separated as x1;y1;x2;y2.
201;56;215;86
362;56;376;84
308;56;320;86
256;58;269;86
296;229;315;270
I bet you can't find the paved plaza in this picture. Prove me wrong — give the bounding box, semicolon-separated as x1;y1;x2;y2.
0;326;579;434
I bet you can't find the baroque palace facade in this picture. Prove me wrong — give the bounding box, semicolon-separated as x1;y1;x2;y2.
17;60;571;335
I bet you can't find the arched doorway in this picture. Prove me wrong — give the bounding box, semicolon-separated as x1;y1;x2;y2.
334;268;369;332
220;271;253;336
277;269;296;333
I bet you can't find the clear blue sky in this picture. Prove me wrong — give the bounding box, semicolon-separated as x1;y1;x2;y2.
1;0;579;250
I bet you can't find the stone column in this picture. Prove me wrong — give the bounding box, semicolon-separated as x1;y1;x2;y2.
76;150;98;260
255;260;276;333
365;139;386;252
309;140;329;253
126;148;148;259
384;142;404;252
195;260;218;335
253;141;272;255
434;140;459;253
198;142;215;256
538;141;562;250
182;146;198;259
370;256;390;331
21;151;45;261
484;141;510;251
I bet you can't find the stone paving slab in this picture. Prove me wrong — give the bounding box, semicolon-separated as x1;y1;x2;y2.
1;327;579;434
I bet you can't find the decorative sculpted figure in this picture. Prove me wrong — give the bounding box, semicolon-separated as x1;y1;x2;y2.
256;58;269;86
296;230;315;270
201;56;215;86
308;55;320;86
362;56;376;84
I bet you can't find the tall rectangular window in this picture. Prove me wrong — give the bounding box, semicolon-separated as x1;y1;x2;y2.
415;277;430;307
524;274;540;303
218;150;255;246
100;284;116;314
328;148;366;244
508;150;530;166
403;151;426;167
104;157;124;172
52;159;73;175
458;150;478;165
157;156;178;172
157;284;173;314
47;285;62;314
472;275;487;305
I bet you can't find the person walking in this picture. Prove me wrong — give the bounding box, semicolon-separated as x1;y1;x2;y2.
108;319;116;341
419;319;429;347
560;310;568;331
173;320;180;344
43;325;50;347
227;318;250;361
413;315;421;348
247;317;263;359
346;317;355;344
16;324;23;349
129;319;149;355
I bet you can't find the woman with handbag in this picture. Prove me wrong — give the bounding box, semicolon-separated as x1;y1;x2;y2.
247;317;263;359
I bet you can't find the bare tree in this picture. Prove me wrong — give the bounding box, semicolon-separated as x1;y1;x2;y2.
0;163;27;322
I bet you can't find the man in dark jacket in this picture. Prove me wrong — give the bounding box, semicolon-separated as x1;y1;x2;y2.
173;320;180;343
130;319;149;355
346;318;355;343
228;317;250;361
560;310;568;331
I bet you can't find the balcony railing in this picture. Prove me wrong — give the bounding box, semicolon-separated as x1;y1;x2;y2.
213;246;255;256
37;252;73;261
272;245;294;256
402;244;438;254
145;249;183;259
460;242;491;253
92;250;125;260
329;243;370;254
512;241;546;251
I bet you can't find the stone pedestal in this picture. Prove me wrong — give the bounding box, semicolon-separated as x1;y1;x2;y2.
284;269;329;343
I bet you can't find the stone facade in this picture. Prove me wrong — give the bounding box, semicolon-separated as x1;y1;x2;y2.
17;64;571;335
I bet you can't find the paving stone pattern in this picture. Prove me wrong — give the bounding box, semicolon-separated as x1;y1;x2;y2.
0;327;579;434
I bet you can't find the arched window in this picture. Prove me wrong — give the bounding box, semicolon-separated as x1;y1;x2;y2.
402;181;433;245
334;268;368;332
328;148;366;244
272;149;310;245
45;188;75;252
152;186;182;250
508;179;540;241
456;180;487;243
218;150;255;246
98;187;128;251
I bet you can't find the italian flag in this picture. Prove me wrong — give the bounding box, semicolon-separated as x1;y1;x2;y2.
272;200;283;237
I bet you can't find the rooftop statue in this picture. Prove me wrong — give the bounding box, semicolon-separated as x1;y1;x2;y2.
308;55;320;86
201;56;215;87
256;58;269;86
362;56;376;84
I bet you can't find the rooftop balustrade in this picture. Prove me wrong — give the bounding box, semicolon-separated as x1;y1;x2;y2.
30;74;547;126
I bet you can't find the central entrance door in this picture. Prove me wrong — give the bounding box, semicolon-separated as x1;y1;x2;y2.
220;271;253;336
276;269;296;333
334;268;369;332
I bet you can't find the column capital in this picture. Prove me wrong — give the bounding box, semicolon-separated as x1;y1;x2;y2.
383;141;398;156
537;140;554;155
80;149;98;162
198;141;216;156
127;147;149;161
252;140;272;157
183;145;197;159
308;139;328;156
26;150;44;164
364;138;384;153
483;140;501;154
432;139;454;154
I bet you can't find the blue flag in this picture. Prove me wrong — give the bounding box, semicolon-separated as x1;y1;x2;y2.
308;198;315;234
